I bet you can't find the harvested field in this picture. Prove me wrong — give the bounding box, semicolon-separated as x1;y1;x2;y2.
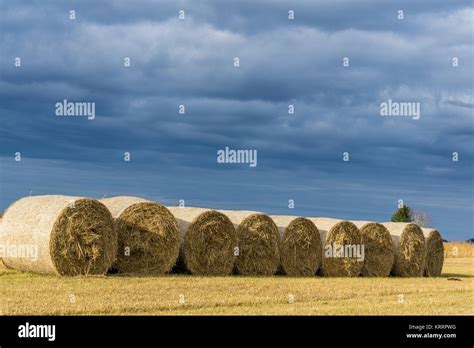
444;242;474;258
0;258;471;315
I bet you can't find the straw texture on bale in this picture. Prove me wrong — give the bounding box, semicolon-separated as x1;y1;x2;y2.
351;221;394;277
270;215;321;276
422;227;444;277
166;207;237;275
0;195;117;276
101;196;180;274
0;214;5;269
221;210;281;276
309;218;363;277
382;222;426;277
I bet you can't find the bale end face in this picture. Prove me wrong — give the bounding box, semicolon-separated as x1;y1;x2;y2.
235;214;281;276
359;222;393;277
280;218;321;277
392;223;426;277
113;202;180;274
50;199;117;276
322;221;363;277
424;229;444;277
183;210;237;275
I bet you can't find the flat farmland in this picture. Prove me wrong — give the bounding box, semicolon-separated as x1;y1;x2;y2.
0;258;472;315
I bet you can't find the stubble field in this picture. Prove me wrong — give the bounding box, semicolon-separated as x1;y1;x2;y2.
0;257;472;315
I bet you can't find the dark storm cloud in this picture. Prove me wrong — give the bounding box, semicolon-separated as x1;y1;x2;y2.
0;1;472;239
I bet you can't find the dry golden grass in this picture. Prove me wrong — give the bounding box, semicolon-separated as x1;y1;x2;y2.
444;242;474;258
0;258;472;315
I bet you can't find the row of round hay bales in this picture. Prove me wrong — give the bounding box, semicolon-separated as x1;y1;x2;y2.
0;195;444;277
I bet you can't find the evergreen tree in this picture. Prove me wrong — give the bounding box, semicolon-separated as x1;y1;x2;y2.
391;205;412;222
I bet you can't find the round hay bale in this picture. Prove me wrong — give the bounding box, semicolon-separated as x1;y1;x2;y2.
101;196;180;274
221;210;280;276
308;218;363;277
166;207;237;275
351;221;393;277
270;215;321;276
382;222;426;277
422;227;444;277
0;214;6;269
0;195;117;276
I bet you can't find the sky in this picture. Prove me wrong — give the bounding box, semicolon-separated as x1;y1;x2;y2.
0;0;473;240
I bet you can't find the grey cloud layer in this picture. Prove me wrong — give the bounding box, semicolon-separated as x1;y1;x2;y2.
0;1;472;239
